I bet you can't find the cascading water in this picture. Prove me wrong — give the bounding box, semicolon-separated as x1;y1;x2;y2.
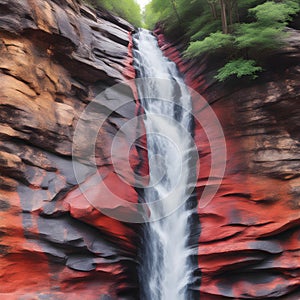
133;29;198;300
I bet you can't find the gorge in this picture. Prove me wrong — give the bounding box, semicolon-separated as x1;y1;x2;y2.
0;0;300;299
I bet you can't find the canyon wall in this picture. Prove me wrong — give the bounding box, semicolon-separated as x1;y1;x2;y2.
1;0;299;299
155;27;300;299
0;0;144;298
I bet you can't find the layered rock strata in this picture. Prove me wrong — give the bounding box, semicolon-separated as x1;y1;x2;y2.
155;28;300;299
0;0;144;298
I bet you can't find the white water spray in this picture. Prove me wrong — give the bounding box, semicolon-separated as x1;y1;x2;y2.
133;29;197;300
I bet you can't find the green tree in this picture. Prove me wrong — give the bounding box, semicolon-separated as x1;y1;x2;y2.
144;3;160;29
184;31;234;57
144;0;299;81
236;1;300;51
84;0;142;27
220;0;228;33
184;0;299;81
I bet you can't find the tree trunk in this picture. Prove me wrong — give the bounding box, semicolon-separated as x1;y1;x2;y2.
209;3;217;19
220;0;228;34
228;1;233;26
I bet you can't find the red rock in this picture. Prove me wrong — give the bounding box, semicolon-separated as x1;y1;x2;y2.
0;0;140;298
155;27;300;299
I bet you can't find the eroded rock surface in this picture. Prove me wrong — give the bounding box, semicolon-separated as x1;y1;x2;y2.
155;27;300;299
0;0;143;298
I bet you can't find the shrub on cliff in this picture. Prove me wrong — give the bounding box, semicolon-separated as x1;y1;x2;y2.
214;59;263;81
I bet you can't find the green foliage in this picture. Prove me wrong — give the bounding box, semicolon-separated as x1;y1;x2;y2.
235;23;285;50
181;0;299;81
84;0;142;27
143;2;161;30
143;0;300;81
234;1;299;50
186;7;222;41
145;0;179;31
215;59;263;81
190;18;221;41
185;31;234;57
144;0;214;35
249;1;299;26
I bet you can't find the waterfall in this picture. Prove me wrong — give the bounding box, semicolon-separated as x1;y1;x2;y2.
133;29;198;300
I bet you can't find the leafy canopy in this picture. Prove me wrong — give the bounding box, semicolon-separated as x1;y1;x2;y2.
184;31;234;57
234;1;300;50
144;0;300;81
84;0;142;27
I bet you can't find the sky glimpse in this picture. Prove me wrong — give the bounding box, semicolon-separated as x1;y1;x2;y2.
136;0;151;11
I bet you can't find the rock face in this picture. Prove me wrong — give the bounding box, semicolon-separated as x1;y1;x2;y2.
0;0;144;298
155;28;300;299
1;0;300;298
